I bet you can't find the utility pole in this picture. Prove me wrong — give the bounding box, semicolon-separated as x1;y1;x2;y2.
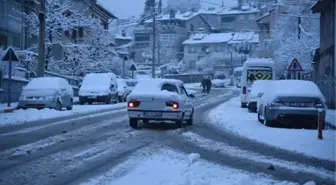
298;16;301;39
151;2;156;78
37;0;46;77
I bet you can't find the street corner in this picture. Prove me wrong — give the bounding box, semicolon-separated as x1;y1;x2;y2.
207;96;336;162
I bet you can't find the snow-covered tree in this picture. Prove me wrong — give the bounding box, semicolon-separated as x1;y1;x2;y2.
140;0;155;23
271;4;319;74
22;0;119;76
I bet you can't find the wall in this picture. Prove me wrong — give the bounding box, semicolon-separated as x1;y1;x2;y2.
220;12;259;32
164;73;213;83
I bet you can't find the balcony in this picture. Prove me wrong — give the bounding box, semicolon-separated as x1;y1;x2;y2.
0;14;22;33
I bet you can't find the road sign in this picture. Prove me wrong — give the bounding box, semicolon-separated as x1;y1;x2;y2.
287;58;303;72
2;47;19;107
2;48;19;62
129;64;137;71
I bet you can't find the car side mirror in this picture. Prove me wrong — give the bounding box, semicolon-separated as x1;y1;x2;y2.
188;94;195;98
258;92;264;97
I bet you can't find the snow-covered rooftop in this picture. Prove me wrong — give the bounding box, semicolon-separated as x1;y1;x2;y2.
145;6;260;23
183;32;234;44
183;32;259;45
243;58;275;67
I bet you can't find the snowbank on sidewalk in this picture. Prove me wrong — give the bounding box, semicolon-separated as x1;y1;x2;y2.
208;97;335;161
0;103;126;126
80;146;297;185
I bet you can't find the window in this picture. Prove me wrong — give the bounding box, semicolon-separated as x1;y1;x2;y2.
0;0;4;15
0;34;8;48
72;30;77;40
221;16;236;22
238;15;245;21
190;24;194;32
248;14;256;20
78;27;84;38
188;46;196;53
179;86;188;96
161;83;178;94
214;45;221;52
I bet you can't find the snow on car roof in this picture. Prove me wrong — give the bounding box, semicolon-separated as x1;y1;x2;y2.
264;80;325;102
134;79;183;92
233;67;243;71
82;73;116;86
25;77;66;90
243;58;275;67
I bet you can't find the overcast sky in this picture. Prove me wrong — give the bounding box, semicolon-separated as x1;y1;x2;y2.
98;0;237;19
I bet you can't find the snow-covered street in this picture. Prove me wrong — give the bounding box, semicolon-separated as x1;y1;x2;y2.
0;89;334;185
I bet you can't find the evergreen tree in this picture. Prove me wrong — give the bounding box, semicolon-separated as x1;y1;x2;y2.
140;0;155;23
157;0;162;15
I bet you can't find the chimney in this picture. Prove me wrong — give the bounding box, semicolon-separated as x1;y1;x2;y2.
121;30;126;37
191;6;198;12
169;9;176;18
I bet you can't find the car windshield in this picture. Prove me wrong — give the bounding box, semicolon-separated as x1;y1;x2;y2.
161;83;178;93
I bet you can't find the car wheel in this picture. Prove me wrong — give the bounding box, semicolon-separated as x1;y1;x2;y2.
263;109;274;127
118;96;123;103
257;112;264;123
66;99;73;110
186;109;194;126
55;100;62;111
106;95;112;104
241;103;247;108
175;120;183;128
129;118;139;129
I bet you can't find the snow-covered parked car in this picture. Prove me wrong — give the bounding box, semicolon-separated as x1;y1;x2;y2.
18;77;74;110
78;73;118;104
212;79;226;88
248;80;273;113
257;80;326;128
117;79;132;102
127;79;195;128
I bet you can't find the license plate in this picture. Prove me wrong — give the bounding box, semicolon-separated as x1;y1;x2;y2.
290;102;305;107
88;96;97;99
144;112;162;117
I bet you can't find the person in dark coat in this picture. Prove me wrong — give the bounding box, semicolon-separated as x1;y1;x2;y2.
205;77;212;94
201;77;207;93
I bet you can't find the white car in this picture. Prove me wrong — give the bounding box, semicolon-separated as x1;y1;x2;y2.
18;77;74;110
248;80;273;113
127;79;195;128
117;79;132;102
257;80;326;128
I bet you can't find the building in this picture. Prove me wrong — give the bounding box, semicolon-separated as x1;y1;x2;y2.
134;4;261;65
182;32;259;74
311;0;335;108
166;0;201;13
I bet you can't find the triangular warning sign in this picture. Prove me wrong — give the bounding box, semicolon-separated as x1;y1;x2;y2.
287;58;303;72
129;64;137;71
2;48;19;62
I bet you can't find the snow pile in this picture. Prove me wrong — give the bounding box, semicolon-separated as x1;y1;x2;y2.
24;77;67;90
79;146;298;185
303;182;316;185
0;103;126;126
188;153;201;166
208;97;335;161
244;58;275;67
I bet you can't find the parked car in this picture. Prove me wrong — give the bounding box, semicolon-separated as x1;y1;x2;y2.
127;79;195;128
212;79;226;88
18;77;74;110
125;79;138;91
248;80;273;113
257;80;326;128
78;73;118;104
117;79;132;102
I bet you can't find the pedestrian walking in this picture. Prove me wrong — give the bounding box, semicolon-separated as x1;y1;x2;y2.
205;77;212;94
201;77;207;93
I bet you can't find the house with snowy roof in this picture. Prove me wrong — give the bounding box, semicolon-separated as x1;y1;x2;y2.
182;32;259;70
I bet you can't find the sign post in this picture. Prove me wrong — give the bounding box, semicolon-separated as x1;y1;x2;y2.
2;48;19;107
287;58;303;79
129;64;137;79
123;56;128;78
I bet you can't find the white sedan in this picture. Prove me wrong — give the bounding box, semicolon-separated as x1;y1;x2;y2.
127;79;195;128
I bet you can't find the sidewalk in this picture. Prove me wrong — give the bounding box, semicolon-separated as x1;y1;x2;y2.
326;109;336;129
0;102;18;113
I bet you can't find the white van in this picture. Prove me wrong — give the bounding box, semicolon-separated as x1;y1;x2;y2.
78;73;118;104
240;58;276;108
233;67;243;88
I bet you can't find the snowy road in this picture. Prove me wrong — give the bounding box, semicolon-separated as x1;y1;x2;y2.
0;88;334;185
